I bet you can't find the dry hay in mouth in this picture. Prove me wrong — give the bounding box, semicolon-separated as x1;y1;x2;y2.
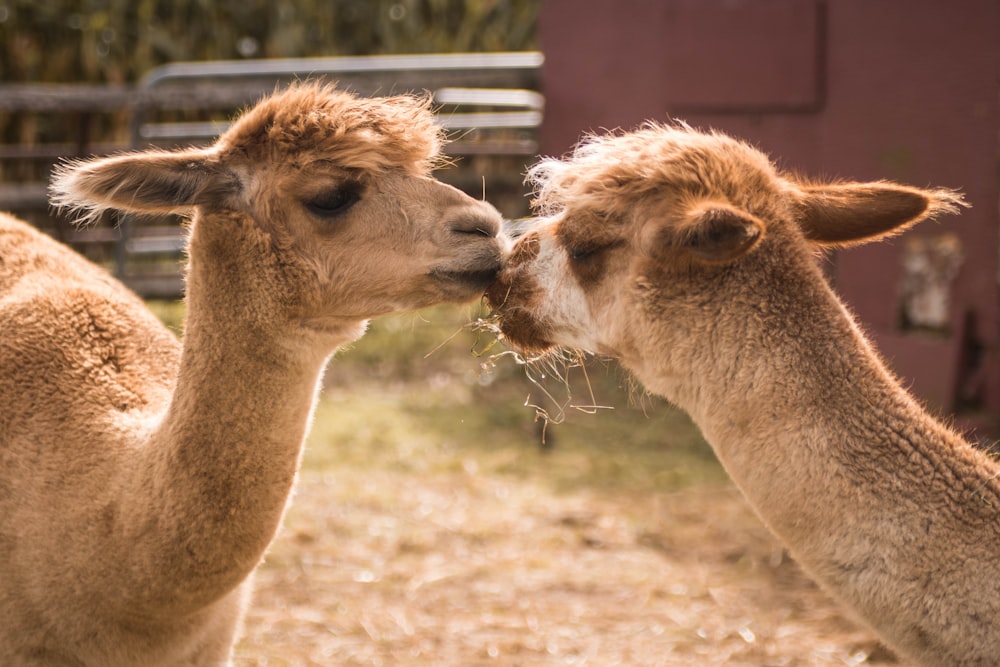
462;312;613;445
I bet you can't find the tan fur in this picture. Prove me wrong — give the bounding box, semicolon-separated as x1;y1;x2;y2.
487;123;999;667
0;83;504;666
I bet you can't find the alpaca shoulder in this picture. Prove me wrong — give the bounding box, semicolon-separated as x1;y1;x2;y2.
0;215;180;434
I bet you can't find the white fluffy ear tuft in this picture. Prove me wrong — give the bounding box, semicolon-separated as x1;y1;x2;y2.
680;204;764;264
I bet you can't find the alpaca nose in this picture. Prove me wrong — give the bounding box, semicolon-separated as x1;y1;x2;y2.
449;200;503;238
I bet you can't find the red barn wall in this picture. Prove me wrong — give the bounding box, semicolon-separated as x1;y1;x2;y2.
538;0;1000;428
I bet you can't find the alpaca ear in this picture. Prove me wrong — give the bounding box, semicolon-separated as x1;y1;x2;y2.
679;204;764;263
51;148;237;224
794;182;967;247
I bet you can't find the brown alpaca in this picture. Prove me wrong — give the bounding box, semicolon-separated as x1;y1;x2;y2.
486;123;1000;667
0;83;504;666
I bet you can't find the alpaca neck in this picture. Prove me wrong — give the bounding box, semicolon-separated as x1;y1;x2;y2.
639;249;1000;666
123;216;360;614
652;252;997;517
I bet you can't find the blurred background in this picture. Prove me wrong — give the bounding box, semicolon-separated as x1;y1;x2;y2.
2;1;997;664
0;0;537;82
3;0;998;428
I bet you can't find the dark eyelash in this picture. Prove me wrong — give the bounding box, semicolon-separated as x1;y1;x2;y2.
569;240;622;261
570;247;601;261
305;186;361;218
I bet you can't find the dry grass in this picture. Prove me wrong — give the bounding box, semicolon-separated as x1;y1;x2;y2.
205;304;905;667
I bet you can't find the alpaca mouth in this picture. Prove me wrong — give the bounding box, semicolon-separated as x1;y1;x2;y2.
432;265;501;291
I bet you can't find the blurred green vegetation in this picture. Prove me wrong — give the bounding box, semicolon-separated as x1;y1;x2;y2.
0;0;540;84
148;299;724;495
311;304;723;495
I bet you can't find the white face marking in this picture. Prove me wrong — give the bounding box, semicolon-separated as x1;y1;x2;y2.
528;227;604;353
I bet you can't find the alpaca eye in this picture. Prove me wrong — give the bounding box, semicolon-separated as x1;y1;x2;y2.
569;245;604;262
568;239;623;263
305;187;360;218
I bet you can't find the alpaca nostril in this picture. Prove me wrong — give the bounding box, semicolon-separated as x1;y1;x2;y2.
451;215;500;238
447;199;503;238
452;224;495;237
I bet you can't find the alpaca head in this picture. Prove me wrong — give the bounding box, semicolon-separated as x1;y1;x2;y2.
486;123;965;369
52;83;505;332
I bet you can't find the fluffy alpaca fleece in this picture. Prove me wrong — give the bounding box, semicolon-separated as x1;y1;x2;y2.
486;122;1000;667
0;82;504;666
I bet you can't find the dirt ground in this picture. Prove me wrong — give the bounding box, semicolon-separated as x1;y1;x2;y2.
232;415;904;666
225;309;908;667
235;470;905;667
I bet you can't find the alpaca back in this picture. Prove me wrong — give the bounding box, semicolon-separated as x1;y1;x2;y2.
0;213;180;434
0;213;191;663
